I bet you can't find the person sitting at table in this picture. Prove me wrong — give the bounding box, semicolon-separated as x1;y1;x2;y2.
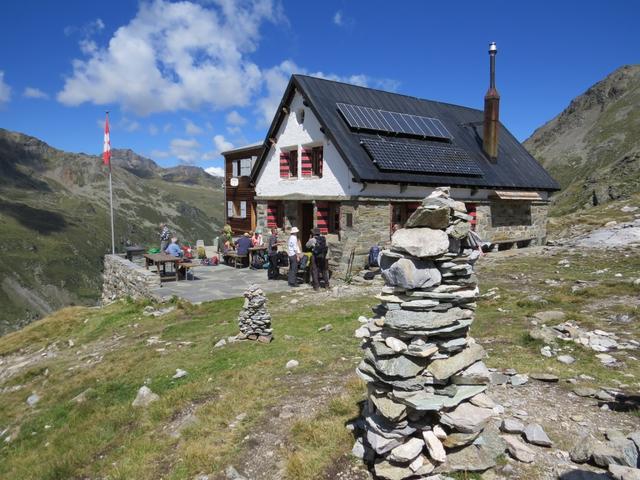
251;228;263;247
234;232;252;267
165;237;183;257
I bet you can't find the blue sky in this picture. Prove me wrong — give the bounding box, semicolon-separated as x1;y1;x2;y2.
0;0;638;175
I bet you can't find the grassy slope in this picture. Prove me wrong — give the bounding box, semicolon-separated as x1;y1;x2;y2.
0;170;223;335
1;248;639;479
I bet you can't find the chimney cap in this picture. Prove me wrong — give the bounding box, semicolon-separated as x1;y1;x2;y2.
489;42;497;54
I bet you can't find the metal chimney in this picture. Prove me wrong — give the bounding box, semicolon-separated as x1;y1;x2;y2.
483;42;500;161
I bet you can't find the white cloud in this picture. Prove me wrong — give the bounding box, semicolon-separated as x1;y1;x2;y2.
58;0;281;115
148;124;159;135
169;137;201;163
333;11;343;26
0;71;11;104
205;166;225;176
120;117;140;132
213;134;234;153
184;119;204;135
23;87;49;99
163;123;173;133
226;110;246;126
256;60;400;126
227;125;242;135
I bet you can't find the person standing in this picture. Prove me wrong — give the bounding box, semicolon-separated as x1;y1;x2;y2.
160;223;171;252
287;227;301;287
311;228;330;290
267;228;279;280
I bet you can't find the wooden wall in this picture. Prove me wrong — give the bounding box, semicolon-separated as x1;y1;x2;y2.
223;146;262;235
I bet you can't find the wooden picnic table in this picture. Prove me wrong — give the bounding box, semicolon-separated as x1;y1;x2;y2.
248;246;267;266
144;253;184;281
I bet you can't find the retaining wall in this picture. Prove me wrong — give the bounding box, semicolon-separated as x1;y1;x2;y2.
102;255;160;303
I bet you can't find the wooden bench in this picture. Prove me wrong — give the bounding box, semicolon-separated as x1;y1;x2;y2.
225;252;248;268
487;237;535;252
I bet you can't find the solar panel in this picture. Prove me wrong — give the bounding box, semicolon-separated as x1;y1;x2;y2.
361;139;483;177
337;103;453;141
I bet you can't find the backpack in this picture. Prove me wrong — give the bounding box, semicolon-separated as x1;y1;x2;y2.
251;253;265;269
313;235;328;259
368;245;381;268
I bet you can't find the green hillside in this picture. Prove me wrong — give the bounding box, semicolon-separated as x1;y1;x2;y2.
524;65;640;216
0;129;224;334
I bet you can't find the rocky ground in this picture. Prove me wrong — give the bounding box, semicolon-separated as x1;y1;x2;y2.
1;237;638;479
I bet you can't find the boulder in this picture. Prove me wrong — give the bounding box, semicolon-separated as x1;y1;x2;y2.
503;435;536;463
529;373;559;382
439;402;493;433
427;344;486;381
437;426;506;472
609;464;640;480
132;386;159;407
388;436;425;463
391;228;450;258
381;257;442;290
423;430;447;463
371;392;408;422
451;361;491;385
446;221;470;240
591;439;638;468
405;203;451;229
500;418;525;434
385;307;470;332
365;350;428;379
523;423;553;447
442;431;481;448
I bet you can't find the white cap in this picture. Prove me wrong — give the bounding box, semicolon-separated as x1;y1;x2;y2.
290;227;299;233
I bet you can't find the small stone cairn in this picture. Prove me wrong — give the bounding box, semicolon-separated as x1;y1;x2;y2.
237;285;273;343
354;187;503;478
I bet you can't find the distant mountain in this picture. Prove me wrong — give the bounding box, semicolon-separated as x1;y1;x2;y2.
524;65;640;215
0;128;224;334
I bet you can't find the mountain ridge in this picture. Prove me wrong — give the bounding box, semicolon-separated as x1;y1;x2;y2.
0;128;224;334
524;64;640;214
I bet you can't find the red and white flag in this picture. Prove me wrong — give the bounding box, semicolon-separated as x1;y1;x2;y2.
103;113;111;166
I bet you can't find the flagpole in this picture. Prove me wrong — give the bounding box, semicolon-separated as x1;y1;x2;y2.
105;111;115;254
108;161;115;255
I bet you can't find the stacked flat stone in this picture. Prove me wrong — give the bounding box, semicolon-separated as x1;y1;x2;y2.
237;285;273;342
354;187;503;479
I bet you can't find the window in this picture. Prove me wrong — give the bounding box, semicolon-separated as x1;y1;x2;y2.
227;200;247;218
317;202;340;234
301;146;323;177
232;158;252;178
288;149;298;177
311;146;323;177
279;149;298;178
267;201;284;228
240;159;251;177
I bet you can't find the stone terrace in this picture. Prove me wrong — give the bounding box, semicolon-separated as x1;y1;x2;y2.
102;254;293;304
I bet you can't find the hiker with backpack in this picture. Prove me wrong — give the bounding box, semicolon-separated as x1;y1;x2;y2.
310;228;329;290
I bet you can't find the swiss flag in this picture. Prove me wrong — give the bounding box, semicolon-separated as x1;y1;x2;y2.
103;113;111;166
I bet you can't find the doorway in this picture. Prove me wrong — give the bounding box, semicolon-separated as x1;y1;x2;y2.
300;203;314;246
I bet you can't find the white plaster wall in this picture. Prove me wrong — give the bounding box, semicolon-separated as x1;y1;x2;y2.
254;90;550;203
255;92;354;198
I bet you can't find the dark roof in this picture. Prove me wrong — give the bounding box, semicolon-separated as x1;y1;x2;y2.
252;75;560;191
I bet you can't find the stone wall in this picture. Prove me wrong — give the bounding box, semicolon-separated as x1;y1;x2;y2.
475;202;549;245
328;201;390;277
255;198;551;277
102;255;161;303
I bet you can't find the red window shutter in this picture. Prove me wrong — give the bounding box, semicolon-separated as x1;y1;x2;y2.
267;201;283;228
301;148;312;177
316;201;329;234
279;151;290;178
466;203;477;231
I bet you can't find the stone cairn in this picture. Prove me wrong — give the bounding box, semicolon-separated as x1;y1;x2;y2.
354;187;503;479
237;284;273;343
